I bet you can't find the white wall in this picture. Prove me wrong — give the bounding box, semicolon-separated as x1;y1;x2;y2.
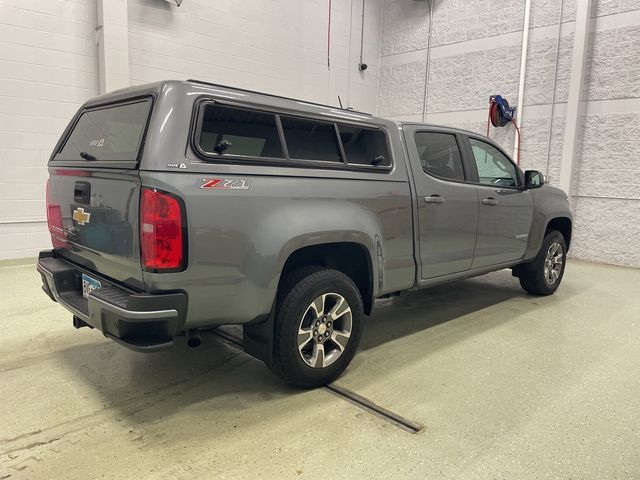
128;0;382;111
0;0;99;259
1;0;637;268
0;0;383;260
378;0;640;268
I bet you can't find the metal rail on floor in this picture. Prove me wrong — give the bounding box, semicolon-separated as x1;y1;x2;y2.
212;328;423;434
323;384;423;434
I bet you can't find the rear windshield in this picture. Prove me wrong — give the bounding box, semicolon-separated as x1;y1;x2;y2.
57;99;152;162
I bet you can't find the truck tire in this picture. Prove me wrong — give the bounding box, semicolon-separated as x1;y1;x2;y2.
270;266;363;388
518;230;567;296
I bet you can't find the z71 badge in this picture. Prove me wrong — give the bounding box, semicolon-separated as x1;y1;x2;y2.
200;178;251;190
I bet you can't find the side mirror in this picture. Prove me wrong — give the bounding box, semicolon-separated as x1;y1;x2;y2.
524;170;544;189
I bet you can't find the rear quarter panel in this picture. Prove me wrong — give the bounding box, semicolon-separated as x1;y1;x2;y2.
140;169;413;327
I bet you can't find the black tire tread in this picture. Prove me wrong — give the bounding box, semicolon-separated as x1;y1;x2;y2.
518;230;567;296
269;266;363;388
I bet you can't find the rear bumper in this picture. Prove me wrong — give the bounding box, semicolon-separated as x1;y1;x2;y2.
37;250;187;352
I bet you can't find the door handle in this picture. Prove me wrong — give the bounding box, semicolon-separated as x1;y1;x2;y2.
482;197;498;206
424;195;445;204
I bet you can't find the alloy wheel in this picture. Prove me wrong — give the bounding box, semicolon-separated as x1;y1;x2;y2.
544;242;564;285
297;293;353;368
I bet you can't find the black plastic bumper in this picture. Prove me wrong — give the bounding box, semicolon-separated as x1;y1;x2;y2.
37;250;187;352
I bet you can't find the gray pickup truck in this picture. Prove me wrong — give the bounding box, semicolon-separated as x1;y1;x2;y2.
38;80;572;387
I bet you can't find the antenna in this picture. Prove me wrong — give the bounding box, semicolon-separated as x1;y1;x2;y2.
338;96;343;109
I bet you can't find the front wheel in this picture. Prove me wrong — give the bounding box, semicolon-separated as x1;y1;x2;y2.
270;267;363;388
518;230;567;296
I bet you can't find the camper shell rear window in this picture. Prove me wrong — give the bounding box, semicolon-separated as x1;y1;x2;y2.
54;98;153;166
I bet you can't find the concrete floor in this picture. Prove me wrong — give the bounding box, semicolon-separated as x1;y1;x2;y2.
1;260;639;479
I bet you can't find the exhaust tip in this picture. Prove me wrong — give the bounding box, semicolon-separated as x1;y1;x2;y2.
186;331;201;348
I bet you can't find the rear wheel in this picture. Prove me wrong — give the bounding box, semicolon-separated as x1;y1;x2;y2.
270;267;363;388
518;230;567;296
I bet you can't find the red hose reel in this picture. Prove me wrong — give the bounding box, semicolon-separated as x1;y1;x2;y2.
486;95;521;165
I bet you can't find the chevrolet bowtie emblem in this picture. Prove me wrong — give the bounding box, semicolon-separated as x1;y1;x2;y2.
72;207;91;225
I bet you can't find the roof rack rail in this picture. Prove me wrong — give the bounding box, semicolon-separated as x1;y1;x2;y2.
186;79;373;117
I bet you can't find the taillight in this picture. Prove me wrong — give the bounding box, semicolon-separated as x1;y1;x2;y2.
46;178;65;248
140;188;185;271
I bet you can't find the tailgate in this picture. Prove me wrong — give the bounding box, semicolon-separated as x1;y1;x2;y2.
46;98;153;290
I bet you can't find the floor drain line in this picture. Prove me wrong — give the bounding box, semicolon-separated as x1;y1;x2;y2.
212;329;423;434
324;384;423;434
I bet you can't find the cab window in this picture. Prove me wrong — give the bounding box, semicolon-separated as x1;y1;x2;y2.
415;132;465;181
468;138;518;187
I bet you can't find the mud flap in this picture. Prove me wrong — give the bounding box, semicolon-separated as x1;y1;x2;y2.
242;311;275;367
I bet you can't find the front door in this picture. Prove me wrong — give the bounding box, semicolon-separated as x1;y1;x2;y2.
464;136;533;268
404;127;479;279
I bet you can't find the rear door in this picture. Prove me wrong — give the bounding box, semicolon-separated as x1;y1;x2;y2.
46;98;153;290
463;135;533;268
404;126;479;279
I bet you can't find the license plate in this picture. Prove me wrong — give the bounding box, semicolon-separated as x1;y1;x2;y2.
82;273;102;298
